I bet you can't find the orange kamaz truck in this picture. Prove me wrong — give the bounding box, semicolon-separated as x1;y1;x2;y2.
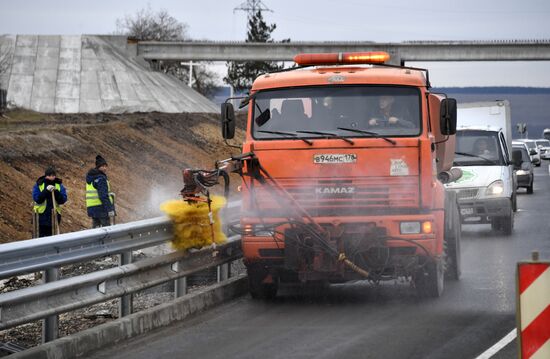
220;51;462;299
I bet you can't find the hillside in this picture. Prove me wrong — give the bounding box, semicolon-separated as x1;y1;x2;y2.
0;110;244;242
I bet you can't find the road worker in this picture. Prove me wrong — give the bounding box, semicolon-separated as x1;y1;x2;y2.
86;155;115;228
32;166;68;237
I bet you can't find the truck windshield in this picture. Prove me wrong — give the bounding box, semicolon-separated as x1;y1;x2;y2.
251;86;421;140
454;130;505;166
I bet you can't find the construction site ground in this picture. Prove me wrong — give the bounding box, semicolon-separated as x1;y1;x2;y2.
0;109;245;242
0;108;246;352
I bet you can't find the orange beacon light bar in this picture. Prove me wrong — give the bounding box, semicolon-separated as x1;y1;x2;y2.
294;51;390;66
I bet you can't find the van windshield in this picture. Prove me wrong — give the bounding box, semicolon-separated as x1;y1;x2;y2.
251;86;421;140
454;130;505;166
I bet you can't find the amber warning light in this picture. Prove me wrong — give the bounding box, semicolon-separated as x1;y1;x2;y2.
294;51;390;66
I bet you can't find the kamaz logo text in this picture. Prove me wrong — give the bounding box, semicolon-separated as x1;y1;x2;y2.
315;187;355;195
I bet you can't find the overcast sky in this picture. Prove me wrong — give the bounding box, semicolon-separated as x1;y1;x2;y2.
2;0;550;87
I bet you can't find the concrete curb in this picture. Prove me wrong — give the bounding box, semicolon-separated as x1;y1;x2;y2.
11;275;248;359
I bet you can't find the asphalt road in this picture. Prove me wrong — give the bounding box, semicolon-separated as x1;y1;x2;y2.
90;164;550;359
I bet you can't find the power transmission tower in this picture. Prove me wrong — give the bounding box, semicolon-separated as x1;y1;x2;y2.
234;0;273;26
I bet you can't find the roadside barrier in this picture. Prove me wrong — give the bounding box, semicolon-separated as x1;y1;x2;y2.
517;251;550;359
0;202;242;346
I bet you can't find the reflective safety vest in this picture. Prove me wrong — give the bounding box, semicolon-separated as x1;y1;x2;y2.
85;180;113;208
33;183;62;214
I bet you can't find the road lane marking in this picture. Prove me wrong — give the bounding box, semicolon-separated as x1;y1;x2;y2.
474;329;516;359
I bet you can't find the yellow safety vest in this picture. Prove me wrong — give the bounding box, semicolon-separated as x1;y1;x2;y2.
85;180;113;208
33;183;62;214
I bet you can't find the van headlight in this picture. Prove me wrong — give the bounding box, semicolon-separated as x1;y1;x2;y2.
486;180;504;196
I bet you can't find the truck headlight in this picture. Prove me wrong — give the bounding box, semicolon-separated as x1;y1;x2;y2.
486;180;504;196
400;221;421;234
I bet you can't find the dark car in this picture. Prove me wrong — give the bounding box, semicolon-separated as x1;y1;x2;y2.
512;145;534;194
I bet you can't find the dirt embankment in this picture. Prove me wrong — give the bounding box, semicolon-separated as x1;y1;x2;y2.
0;110;245;243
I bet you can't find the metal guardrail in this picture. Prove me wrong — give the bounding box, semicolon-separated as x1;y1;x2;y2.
0;201;243;346
0;200;241;279
0;216;173;279
0;238;242;331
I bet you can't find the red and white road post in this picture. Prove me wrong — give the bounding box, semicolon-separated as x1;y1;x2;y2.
517;251;550;359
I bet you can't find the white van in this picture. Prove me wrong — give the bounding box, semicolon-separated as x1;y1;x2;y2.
444;101;516;235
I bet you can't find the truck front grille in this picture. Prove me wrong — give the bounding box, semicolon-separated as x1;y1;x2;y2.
457;188;479;200
251;176;419;213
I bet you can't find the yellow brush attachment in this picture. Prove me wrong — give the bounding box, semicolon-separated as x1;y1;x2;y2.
160;196;227;250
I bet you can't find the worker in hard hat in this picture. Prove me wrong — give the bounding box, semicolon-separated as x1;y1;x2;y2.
32;166;68;237
85;155;115;228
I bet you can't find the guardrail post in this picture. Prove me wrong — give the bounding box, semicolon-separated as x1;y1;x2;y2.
42;267;59;343
118;251;133;317
174;260;187;298
217;263;229;282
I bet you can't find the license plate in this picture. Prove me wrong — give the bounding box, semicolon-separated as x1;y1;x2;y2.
313;154;357;164
460;207;474;216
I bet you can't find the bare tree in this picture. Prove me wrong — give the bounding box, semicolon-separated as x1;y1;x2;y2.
116;6;188;41
116;6;217;97
0;36;14;111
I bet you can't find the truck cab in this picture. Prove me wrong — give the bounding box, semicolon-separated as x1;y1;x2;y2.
221;52;461;299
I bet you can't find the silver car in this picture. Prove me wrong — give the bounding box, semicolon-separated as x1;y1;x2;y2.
535;139;550;160
516;139;541;166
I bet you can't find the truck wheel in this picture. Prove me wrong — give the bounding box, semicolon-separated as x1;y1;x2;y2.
247;265;278;300
512;192;518;212
491;217;501;231
527;181;534;194
444;202;461;280
500;206;514;235
415;258;444;298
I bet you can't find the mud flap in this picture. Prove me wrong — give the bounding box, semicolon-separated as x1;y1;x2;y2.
247;263;278;300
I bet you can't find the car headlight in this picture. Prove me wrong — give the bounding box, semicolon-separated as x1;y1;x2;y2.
486;180;504;196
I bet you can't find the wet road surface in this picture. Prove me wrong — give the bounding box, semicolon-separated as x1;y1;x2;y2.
90;165;550;359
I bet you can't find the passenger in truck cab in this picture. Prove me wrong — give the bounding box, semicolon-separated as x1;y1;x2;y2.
368;95;415;129
280;99;311;131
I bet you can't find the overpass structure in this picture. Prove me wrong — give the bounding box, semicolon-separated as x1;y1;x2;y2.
136;39;550;65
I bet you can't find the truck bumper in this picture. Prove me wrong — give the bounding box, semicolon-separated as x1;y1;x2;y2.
516;174;533;187
457;197;511;223
241;213;443;282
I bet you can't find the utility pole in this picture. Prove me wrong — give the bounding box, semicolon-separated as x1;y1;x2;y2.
180;61;206;87
234;0;273;27
231;0;274;101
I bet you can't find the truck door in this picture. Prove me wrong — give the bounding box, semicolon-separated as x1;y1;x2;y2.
499;132;517;207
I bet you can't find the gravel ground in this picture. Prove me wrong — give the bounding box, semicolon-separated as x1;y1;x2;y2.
0;256;245;356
